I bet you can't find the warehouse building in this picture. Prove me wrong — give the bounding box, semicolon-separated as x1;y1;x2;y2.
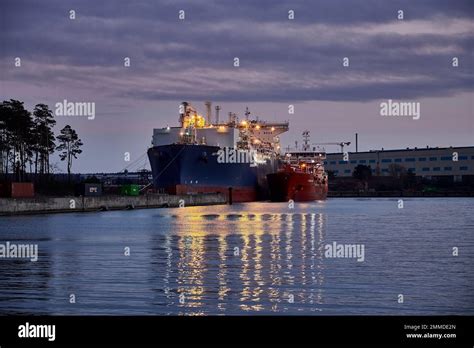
324;146;474;181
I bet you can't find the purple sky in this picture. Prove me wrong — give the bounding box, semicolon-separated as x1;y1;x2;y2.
1;0;473;173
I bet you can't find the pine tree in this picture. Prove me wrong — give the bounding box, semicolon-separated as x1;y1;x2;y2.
0;100;34;181
32;104;56;175
56;125;83;181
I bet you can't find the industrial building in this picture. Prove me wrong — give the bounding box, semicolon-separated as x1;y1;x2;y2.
324;146;474;181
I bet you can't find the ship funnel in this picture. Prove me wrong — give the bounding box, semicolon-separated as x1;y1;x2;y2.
205;101;212;125
215;105;221;125
179;101;188;127
228;112;237;124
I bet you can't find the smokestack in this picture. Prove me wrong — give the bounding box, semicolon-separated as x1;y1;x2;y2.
215;105;221;125
205;101;212;125
179;102;188;127
355;133;358;153
228;112;232;123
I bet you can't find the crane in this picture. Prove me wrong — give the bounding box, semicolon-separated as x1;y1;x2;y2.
313;141;351;153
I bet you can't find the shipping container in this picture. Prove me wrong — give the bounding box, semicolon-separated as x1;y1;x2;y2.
10;182;35;198
75;183;102;196
121;184;140;196
84;183;102;196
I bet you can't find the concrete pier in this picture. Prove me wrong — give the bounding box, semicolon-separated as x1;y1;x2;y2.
0;193;227;216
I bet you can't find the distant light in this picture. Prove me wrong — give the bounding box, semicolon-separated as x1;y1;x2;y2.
271;127;275;131
256;125;261;130
166;126;170;131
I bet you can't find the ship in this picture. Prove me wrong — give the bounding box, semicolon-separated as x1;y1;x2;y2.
147;102;289;202
267;131;328;202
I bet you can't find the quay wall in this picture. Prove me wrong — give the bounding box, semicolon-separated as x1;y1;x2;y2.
0;193;227;216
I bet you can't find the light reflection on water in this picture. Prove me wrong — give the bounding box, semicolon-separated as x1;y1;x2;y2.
153;209;328;315
0;199;473;315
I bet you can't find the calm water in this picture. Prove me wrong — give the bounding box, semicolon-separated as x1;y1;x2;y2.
0;198;473;315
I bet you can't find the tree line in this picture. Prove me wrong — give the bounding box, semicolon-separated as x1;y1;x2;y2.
0;99;83;182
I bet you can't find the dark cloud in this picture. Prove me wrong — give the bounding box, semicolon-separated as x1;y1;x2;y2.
1;0;473;102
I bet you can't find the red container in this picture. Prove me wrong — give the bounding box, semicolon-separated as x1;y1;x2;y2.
10;182;35;198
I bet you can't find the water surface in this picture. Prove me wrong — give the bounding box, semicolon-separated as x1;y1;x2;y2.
0;198;473;315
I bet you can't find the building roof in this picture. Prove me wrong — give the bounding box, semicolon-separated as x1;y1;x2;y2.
326;146;474;156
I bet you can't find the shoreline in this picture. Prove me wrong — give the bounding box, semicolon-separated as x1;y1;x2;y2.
0;193;226;216
1;192;473;216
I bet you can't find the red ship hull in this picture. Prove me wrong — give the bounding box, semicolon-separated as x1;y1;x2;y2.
267;171;328;202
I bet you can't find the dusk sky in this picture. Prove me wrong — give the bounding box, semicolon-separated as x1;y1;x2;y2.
1;0;473;173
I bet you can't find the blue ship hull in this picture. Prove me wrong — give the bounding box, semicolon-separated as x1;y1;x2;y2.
147;144;277;201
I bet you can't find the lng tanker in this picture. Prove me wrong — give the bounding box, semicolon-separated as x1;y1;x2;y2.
147;102;289;202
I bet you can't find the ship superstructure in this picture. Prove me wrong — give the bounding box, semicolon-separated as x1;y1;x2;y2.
148;102;289;202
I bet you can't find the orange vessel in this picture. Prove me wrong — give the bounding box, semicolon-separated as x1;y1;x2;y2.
267;131;328;202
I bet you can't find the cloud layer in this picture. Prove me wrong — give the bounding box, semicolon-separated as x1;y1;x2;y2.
1;0;473;102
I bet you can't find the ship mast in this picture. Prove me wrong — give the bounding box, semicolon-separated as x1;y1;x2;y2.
302;130;310;151
245;107;250;120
